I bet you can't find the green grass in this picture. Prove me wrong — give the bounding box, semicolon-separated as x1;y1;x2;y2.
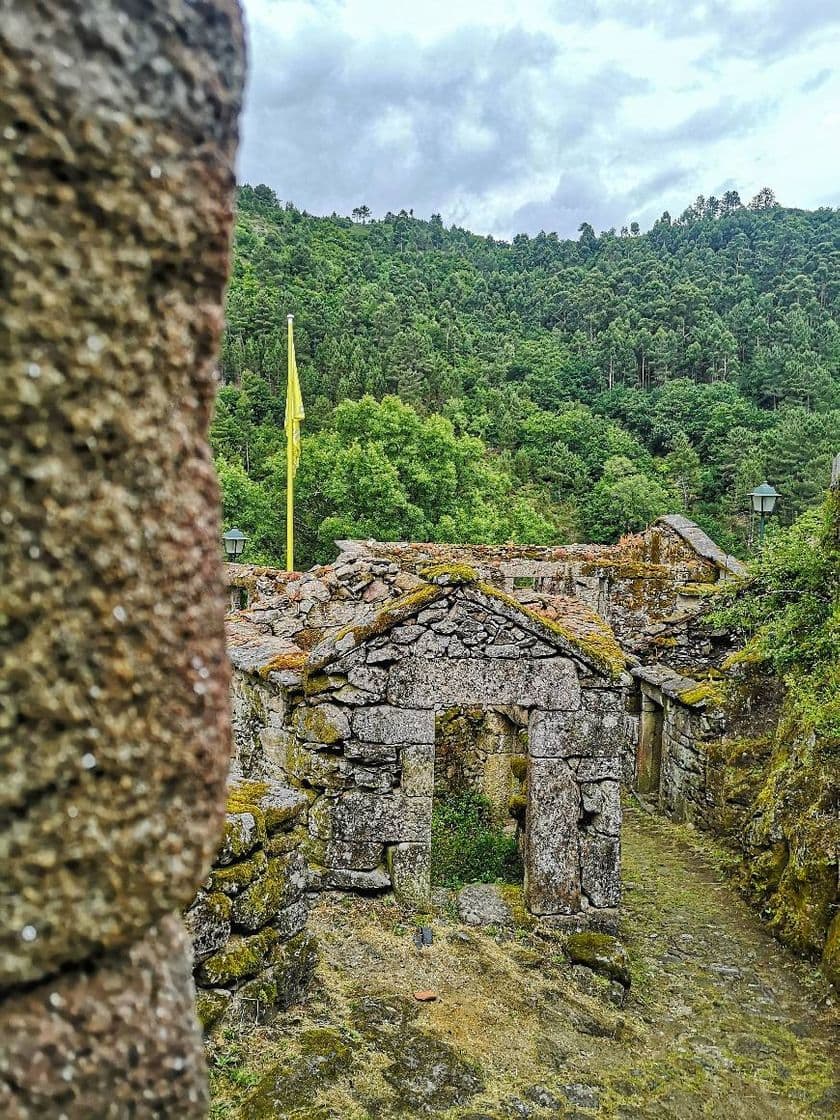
430;790;522;888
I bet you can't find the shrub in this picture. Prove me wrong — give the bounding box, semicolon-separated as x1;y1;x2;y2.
430;790;522;888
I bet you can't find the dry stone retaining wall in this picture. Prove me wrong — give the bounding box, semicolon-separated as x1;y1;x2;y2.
186;779;317;1033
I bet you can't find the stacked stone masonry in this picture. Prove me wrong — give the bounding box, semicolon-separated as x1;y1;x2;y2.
225;565;632;925
1;2;244;1115
186;778;317;1033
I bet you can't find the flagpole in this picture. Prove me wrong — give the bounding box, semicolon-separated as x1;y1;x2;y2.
286;313;294;572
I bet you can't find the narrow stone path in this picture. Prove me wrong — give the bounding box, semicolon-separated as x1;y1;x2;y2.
618;804;839;1118
209;806;839;1119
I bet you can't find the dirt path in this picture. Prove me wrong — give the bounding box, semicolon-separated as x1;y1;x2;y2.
209;806;838;1119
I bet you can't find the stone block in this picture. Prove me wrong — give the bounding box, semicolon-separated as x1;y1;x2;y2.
388;842;431;904
184;892;232;963
388;656;581;710
320;867;392;891
0;0;243;988
332;790;432;843
352;705;435;745
345;741;398;763
525;758;581;916
575;757;622;782
209;849;268;896
274;898;310;941
232;853;307;932
197;928;280;988
528;704;624;760
296;703;351;745
0;916;207;1117
323;838;386;870
580;780;621;837
400;742;435;797
580;835;621;909
231;932;317;1023
217;812;266;866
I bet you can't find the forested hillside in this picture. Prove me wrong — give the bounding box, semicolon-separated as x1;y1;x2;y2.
213;185;839;567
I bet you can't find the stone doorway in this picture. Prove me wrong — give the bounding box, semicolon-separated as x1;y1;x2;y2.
430;707;527;889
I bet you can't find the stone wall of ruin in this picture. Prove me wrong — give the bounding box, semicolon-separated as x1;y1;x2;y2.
261;580;628;921
185;778;317;1035
0;2;244;1114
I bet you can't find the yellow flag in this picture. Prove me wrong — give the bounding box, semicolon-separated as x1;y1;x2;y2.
285;314;305;476
285;314;304;570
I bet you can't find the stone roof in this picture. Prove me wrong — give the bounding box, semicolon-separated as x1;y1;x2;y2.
307;568;626;680
655;516;747;578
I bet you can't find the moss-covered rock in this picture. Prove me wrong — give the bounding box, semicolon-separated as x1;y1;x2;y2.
209;849;268;896
217;811;266;866
381;1029;485;1112
184;891;232;962
245;1027;353;1117
510;756;528;782
196;927;279;987
195;988;231;1032
564;932;631;988
232;852;307;932
295;703;350;745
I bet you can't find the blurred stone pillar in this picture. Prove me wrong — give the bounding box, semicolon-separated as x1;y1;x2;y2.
0;1;244;1115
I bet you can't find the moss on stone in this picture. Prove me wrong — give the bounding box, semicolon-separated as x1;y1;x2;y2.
417;561;479;585
510;756;528;781
565;932;631;987
195;989;231;1032
197;927;280;987
226;780;270;815
210;849;268;896
297;704;347;745
232;855;303;931
220;811;267;863
508;794;527;821
258;650;308;678
474;581;625;678
678;680;725;708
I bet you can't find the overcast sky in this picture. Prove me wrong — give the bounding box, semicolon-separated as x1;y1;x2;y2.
239;0;840;239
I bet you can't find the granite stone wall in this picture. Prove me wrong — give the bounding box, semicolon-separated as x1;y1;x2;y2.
0;2;244;1114
264;576;630;923
186;779;317;1034
631;666;726;827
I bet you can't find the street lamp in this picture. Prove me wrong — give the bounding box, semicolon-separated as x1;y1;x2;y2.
750;482;779;545
222;527;247;562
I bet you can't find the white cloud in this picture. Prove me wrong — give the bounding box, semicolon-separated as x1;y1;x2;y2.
239;0;840;237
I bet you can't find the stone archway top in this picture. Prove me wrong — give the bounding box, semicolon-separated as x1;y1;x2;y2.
306;563;626;680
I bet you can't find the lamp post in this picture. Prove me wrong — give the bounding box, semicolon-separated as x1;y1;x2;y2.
222;527;247;562
750;482;779;546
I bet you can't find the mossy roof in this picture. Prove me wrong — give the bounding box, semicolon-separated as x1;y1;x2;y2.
308;568;625;679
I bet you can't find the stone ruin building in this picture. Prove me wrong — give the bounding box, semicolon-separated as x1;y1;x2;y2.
185;515;746;1033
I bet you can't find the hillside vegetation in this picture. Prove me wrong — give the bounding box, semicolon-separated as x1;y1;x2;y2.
213;187;839;567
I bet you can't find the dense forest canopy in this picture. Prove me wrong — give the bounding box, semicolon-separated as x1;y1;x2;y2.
213;185;839;568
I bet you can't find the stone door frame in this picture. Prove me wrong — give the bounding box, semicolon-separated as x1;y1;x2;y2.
377;653;616;918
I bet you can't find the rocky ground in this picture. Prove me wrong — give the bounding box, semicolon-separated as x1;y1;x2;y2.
207;805;839;1118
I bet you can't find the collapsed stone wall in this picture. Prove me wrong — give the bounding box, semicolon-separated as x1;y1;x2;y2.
0;2;244;1114
186;778;317;1034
